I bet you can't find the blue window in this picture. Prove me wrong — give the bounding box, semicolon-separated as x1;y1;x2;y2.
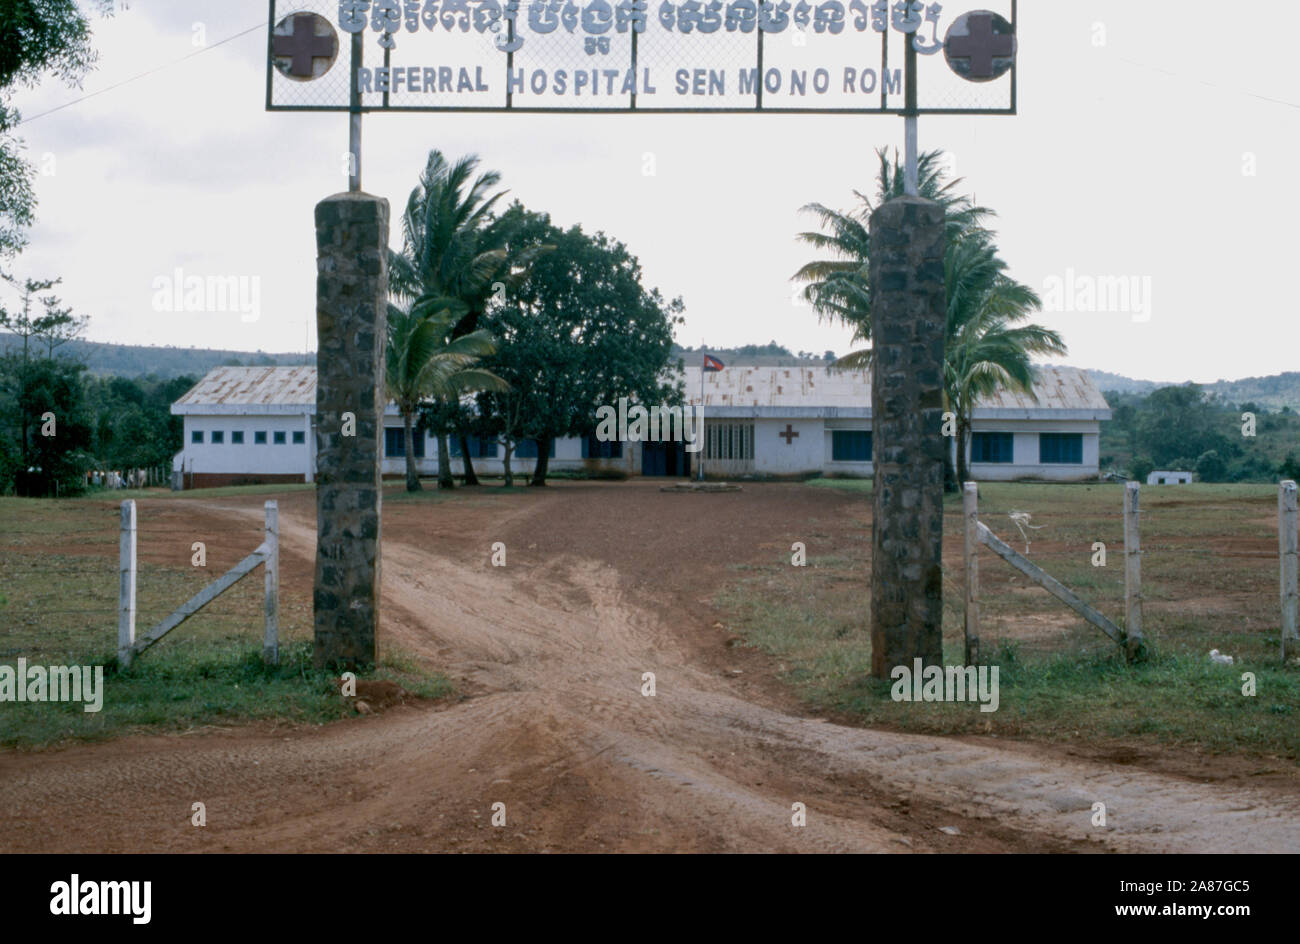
231;431;245;444
514;439;555;459
273;431;286;445
450;436;498;459
972;432;1014;464
385;427;425;458
292;431;305;445
832;430;872;462
1039;433;1083;464
582;434;623;459
211;430;224;444
254;431;267;445
191;430;203;444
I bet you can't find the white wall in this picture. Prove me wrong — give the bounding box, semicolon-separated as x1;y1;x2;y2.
176;413;1104;483
967;420;1101;482
753;417;824;475
177;414;311;475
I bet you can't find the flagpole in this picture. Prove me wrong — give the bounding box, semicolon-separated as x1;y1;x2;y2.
698;361;704;481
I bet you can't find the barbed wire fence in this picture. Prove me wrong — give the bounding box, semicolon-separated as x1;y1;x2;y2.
0;502;285;664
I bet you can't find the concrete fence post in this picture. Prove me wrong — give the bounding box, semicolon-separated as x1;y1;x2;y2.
118;499;137;667
964;481;980;665
1280;480;1298;662
264;499;279;666
1123;481;1145;660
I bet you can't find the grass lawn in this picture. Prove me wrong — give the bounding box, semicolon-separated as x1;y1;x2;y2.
717;479;1300;762
0;492;451;750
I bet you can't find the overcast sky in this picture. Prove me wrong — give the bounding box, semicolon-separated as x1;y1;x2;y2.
5;0;1298;383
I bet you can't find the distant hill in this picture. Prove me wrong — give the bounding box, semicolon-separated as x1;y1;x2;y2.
1085;368;1300;411
0;333;314;379
7;332;1297;410
1202;372;1300;412
1083;369;1159;395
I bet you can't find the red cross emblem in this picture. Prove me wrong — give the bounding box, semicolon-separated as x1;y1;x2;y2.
271;12;339;82
944;10;1017;83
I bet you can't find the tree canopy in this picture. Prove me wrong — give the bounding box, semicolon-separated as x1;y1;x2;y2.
476;202;684;485
0;0;113;258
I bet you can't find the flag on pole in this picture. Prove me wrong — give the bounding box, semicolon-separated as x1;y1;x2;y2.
702;354;725;372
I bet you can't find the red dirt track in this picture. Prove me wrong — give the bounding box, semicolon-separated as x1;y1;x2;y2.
2;481;1298;853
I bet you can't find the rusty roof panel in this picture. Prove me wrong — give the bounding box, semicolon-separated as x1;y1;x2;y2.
682;364;1108;413
173;366;316;409
173;364;1107;416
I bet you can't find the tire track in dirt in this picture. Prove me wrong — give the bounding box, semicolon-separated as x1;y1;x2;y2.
2;491;1298;853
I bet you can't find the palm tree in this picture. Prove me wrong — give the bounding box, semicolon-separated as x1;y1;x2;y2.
943;232;1065;484
793;148;993;368
390;150;509;488
385;301;508;492
793;148;1065;487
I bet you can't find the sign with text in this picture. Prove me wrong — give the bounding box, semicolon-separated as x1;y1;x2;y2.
266;0;1015;113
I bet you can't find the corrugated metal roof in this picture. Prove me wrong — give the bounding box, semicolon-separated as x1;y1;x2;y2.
680;364;1108;412
172;366;316;409
172;363;1108;417
682;365;868;409
976;365;1109;411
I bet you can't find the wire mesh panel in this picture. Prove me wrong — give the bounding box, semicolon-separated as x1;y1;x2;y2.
267;0;1014;113
909;0;1014;111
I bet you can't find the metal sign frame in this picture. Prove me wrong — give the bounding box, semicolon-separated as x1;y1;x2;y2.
265;0;1015;115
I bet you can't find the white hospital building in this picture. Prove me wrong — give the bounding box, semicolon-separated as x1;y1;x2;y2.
170;364;1109;487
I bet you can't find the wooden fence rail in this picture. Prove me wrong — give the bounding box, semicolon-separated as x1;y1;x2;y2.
963;481;1141;663
117;499;279;667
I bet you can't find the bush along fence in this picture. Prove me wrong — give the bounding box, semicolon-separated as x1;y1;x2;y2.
117;499;279;668
963;480;1300;666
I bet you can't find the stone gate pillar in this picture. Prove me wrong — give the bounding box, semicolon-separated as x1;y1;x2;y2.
869;195;946;679
313;192;388;670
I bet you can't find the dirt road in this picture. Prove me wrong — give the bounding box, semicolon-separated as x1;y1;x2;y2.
2;482;1297;853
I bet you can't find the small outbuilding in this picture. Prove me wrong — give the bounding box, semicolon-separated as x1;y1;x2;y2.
1147;470;1193;485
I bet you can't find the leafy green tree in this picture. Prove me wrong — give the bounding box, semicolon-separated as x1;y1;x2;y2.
440;207;551;485
477;203;684;486
1228;453;1273;483
1135;385;1230;467
1128;455;1154;483
84;373;192;477
0;353;92;494
1279;452;1300;482
1195;449;1227;482
0;0;113;258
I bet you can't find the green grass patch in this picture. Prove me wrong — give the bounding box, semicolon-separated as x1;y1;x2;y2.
712;480;1300;762
0;640;452;751
0;494;451;750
